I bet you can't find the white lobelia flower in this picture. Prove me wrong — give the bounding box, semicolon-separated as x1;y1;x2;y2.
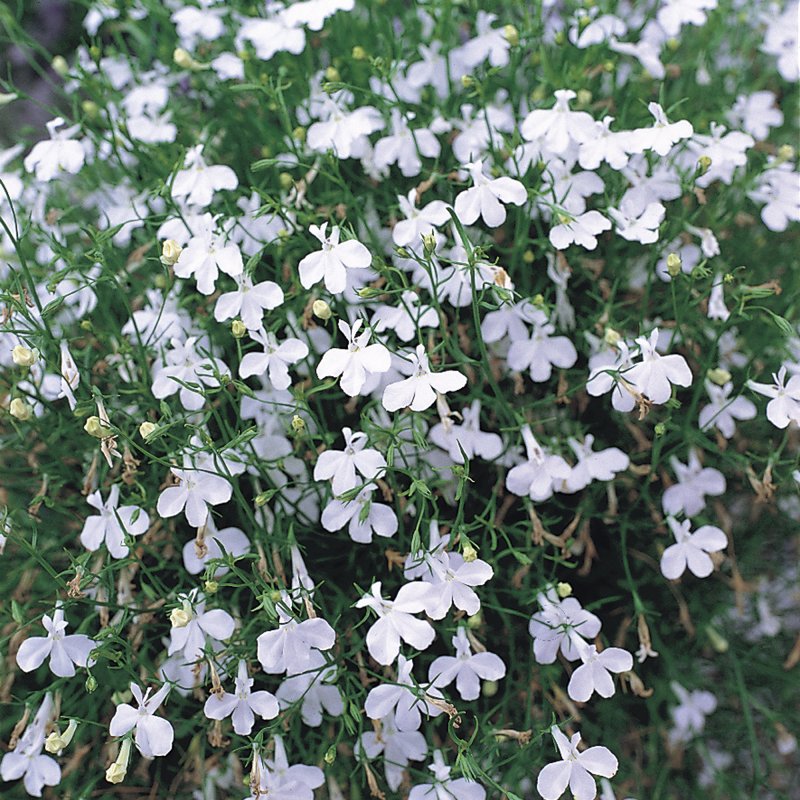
747;366;800;429
562;435;630;493
567;641;634;703
364;654;443;731
151;336;228;411
549;210;611;251
507;310;578;382
256;603;336;675
429;399;503;463
16;607;96;678
382;345;467;412
409;749;487;800
203;659;279;735
661;449;725;517
608;200;665;245
276;651;344;727
316;319;391;396
109;683;174;758
537;726;618;800
313;427;386;497
298;223;372;294
213;273;284;330
356;581;436;665
660;517;727;580
182;517;250;576
171;144;238;208
586;339;638;412
23;117;85;181
156;461;233;528
625;329;692;404
577;116;630;171
453;159;527;228
698;381;756;438
80;485;149;558
506;426;571;502
58;341;80;411
370;290;440;342
321;484;398;544
520;89;596;155
628;103;693;157
239;328;309;390
707;275;730;321
247;735;325;800
428;628;506;701
306;99;385;160
422;550;494;619
357;710;427;792
0;694;61;797
668;681;717;744
392;189;451;248
173;226;243;296
528;589;602;664
167;592;235;662
374;110;441;178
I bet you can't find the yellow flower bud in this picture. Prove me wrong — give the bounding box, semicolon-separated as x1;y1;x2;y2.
707;367;731;386
324;66;340;82
666;252;683;277
604;327;621;347
461;75;475;89
0;92;18;107
12;345;38;367
81;100;99;119
352;46;368;60
462;542;478;562
467;610;483;629
45;720;78;754
777;144;795;162
106;739;132;785
293;126;306;142
231;319;247;339
705;624;728;653
51;55;69;77
160;239;182;266
204;580;219;595
312;300;332;321
291;414;306;433
170;607;192;628
173;48;208;71
522;249;535;263
503;24;519;47
482;680;499;697
421;231;438;256
556;581;572;598
696;155;712;176
278;172;294;191
139;421;157;439
84;415;113;439
576;89;592;107
9;398;32;421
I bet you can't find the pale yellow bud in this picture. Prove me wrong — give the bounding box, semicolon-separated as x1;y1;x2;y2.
556;581;572;598
421;231;438;256
503;25;519;47
231;319;247;339
705;624;728;653
81;100;99;119
51;55;69;77
666;252;682;277
462;542;478;562
707;367;731;386
0;92;18;107
604;327;622;347
11;345;38;367
324;66;340;82
312;300;332;321
777;144;795;162
105;739;132;784
45;720;78;754
467;610;483;629
9;398;32;421
482;680;499;697
576;89;592;107
173;48;207;71
291;414;306;433
352;46;368;60
170;607;192;628
139;421;157;439
84;415;113;439
696;155;712;176
160;239;182;266
204;580;219;594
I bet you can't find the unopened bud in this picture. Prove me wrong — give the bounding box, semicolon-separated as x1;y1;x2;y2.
522;249;535;263
160;239;182;266
139;421;157;440
173;48;208;71
467;610;483;629
604;327;621;347
556;581;572;598
45;719;78;754
51;55;69;77
12;345;38;367
776;144;795;162
278;172;294;191
503;25;519;47
312;299;332;320
9;398;32;421
705;624;728;653
324;66;340;82
324;745;337;764
84;415;113;439
352;46;368;61
0;92;18;107
482;680;499;697
81;100;99;119
666;252;682;277
462;542;478;562
291;414;305;433
170;607;191;628
106;738;132;784
85;674;98;693
696;155;712;176
421;231;437;256
204;580;219;594
707;367;731;386
292;126;306;142
231;319;247;339
576;89;592;107
461;75;476;89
